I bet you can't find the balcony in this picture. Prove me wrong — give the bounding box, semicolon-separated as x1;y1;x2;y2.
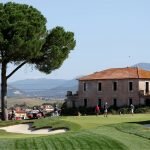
66;91;78;97
139;90;150;96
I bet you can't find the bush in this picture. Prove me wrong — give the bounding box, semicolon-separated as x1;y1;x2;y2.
110;109;117;114
61;105;150;116
61;107;95;116
61;107;78;116
118;107;130;114
108;106;119;114
134;107;150;113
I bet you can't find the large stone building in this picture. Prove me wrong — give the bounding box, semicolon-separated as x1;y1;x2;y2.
66;67;150;108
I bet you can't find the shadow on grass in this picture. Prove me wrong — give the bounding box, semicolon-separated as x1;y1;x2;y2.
129;120;150;125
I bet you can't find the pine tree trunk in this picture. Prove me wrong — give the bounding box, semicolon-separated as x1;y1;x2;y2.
1;62;8;121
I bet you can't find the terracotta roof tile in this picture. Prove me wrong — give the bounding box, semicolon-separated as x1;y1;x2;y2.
78;67;150;80
15;111;26;113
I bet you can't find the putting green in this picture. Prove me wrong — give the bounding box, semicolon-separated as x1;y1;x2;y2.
0;114;149;150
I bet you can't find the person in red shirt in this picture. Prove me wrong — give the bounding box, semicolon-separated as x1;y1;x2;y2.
95;105;100;116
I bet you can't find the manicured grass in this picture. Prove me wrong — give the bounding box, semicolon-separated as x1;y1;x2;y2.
32;117;81;131
0;120;23;127
63;114;150;129
0;114;150;150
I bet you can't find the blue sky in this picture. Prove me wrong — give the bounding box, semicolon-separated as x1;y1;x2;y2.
1;0;150;82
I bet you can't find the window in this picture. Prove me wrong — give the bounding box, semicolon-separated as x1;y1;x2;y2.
129;82;133;91
84;98;87;107
98;99;101;107
83;82;87;91
129;98;132;105
98;82;102;91
146;82;149;93
113;99;117;107
145;99;150;106
72;101;76;108
113;82;117;91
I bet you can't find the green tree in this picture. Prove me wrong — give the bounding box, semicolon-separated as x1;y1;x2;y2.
0;2;76;120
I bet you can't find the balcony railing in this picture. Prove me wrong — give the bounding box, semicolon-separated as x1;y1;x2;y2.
139;90;150;96
66;91;78;97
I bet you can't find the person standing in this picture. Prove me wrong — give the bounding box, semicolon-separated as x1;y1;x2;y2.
11;108;16;120
104;102;108;117
95;105;100;116
130;104;134;115
54;105;59;116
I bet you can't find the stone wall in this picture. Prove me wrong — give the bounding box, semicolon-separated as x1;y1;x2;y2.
77;79;140;107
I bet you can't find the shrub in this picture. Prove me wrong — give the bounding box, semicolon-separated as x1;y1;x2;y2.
118;107;130;114
61;107;78;116
134;107;150;113
61;105;150;116
110;109;117;114
61;107;95;116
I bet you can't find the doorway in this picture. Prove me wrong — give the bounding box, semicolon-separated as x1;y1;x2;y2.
145;99;150;106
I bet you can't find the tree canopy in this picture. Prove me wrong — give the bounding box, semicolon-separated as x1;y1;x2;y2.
0;2;47;63
0;2;76;120
34;26;76;74
0;2;76;74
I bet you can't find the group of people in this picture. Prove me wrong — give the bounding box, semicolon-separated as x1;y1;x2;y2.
95;102;108;117
52;105;61;116
8;109;16;120
95;102;135;116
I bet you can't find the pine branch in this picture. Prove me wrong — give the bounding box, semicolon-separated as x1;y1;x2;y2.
6;61;27;79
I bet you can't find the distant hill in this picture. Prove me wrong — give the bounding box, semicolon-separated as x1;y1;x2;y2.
0;85;25;97
132;63;150;70
7;63;150;98
32;79;78;98
9;79;78;98
9;79;67;92
6;97;51;108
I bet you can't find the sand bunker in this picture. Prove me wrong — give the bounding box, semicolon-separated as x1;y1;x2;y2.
0;123;66;135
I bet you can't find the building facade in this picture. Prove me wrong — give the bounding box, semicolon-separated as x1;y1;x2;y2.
66;67;150;108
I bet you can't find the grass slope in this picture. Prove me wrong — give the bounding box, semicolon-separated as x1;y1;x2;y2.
7;97;48;107
0;114;150;150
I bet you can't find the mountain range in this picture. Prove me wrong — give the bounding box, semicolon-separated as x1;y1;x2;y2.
3;62;150;98
8;79;78;98
132;63;150;70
